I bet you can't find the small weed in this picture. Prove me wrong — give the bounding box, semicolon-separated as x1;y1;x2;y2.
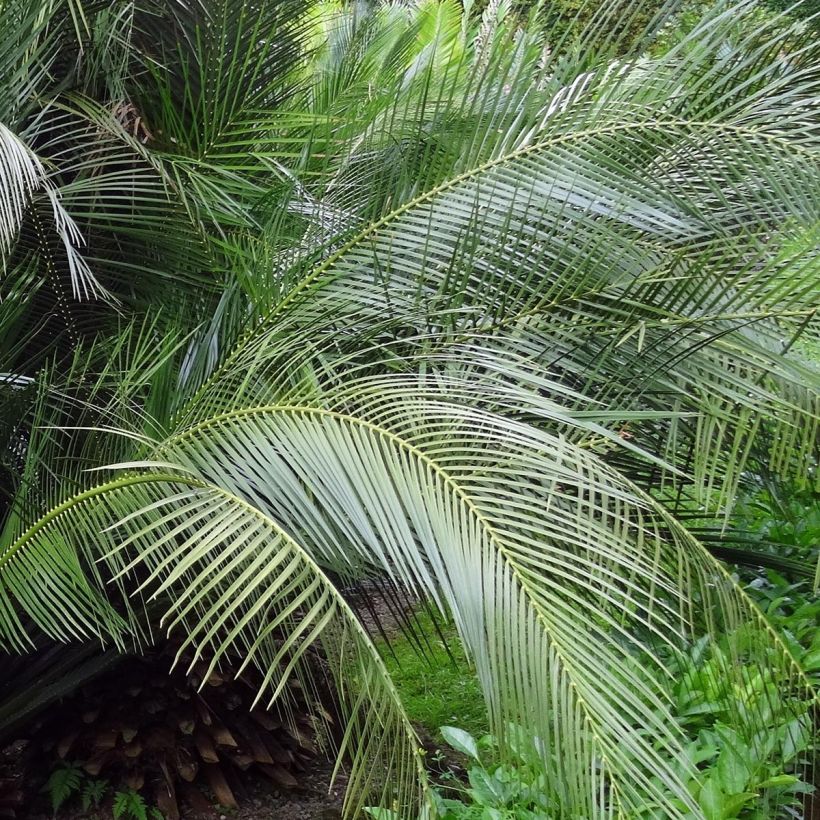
82;779;108;811
113;788;163;820
43;762;83;814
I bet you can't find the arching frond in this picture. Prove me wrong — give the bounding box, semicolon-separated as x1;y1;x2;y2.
0;123;43;255
137;394;815;817
0;122;103;300
0;472;431;817
180;106;820;505
0;1;817;817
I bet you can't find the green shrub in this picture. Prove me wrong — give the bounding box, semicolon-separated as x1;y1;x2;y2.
366;724;558;818
764;0;820;26
657;631;817;818
538;0;667;52
42;764;162;820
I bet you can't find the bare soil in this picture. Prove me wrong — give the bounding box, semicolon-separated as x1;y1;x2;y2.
195;758;346;820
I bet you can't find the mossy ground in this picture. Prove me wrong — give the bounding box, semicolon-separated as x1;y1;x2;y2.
379;608;488;742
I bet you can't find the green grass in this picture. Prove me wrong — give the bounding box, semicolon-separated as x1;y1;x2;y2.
379;608;488;742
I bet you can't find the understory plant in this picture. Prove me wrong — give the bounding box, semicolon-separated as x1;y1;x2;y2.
375;705;815;820
746;574;820;679
1;0;819;817
44;763;162;819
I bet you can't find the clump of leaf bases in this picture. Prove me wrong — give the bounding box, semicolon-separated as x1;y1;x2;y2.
24;642;322;818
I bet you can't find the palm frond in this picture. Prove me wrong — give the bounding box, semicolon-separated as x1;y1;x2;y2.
135;394;814;816
0;2;817;817
0;123;104;300
180;119;819;503
0;471;430;817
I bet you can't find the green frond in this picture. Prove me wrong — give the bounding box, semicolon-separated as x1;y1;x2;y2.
151;396;817;817
0;1;818;817
0;472;430;816
0;122;106;301
180;110;820;503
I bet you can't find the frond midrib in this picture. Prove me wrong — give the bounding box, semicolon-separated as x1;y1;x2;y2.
0;473;205;571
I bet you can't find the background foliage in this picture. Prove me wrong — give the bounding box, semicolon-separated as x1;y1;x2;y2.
0;0;817;817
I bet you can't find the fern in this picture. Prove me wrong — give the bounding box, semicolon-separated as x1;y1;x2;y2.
112;789;148;820
43;762;83;813
81;779;108;810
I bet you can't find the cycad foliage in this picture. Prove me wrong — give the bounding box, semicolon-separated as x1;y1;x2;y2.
0;0;818;816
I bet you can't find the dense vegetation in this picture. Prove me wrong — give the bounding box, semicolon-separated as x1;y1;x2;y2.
0;0;818;817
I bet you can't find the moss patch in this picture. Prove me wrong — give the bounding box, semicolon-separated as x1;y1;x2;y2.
379;609;488;742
